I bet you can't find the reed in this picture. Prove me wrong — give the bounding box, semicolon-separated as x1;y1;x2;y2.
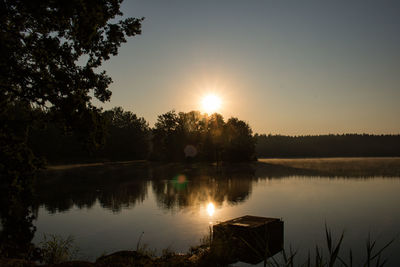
265;225;396;267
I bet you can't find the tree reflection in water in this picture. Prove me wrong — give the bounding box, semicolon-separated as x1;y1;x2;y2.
34;162;257;214
32;160;388;215
150;163;255;212
35;162;150;213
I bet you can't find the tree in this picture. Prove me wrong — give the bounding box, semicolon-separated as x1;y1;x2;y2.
1;0;143;141
152;110;180;160
223;118;256;161
102;107;150;160
1;0;143;184
203;113;225;161
151;111;257;162
1;0;142;109
0;0;143;258
152;110;208;161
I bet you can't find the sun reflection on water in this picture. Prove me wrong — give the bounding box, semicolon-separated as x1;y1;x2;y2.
207;202;215;217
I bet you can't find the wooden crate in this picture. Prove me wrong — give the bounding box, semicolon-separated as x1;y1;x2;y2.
212;215;284;264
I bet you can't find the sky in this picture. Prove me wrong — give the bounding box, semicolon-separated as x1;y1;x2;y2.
97;0;400;135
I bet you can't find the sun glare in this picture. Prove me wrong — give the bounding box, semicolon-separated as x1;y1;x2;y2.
207;202;215;216
201;94;222;114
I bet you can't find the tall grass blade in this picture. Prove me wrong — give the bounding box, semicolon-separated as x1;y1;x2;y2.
329;231;344;267
370;238;395;261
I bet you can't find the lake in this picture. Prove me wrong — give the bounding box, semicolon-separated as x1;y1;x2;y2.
33;158;400;265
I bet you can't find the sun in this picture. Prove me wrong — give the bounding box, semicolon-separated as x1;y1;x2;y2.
201;94;222;114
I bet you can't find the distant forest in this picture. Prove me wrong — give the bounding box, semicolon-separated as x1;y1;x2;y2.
256;134;400;158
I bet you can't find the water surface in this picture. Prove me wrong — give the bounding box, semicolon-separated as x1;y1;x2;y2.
33;159;400;265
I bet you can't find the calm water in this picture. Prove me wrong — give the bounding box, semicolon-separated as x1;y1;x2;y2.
33;160;400;265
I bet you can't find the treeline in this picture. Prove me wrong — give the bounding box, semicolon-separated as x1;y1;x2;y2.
256;134;400;158
28;106;256;163
29;107;150;162
14;103;400;163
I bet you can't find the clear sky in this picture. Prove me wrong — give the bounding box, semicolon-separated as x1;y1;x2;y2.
97;0;400;135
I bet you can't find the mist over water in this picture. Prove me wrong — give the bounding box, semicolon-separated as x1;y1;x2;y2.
33;160;400;265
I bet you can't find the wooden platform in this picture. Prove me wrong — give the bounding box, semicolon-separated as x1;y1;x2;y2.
213;215;284;264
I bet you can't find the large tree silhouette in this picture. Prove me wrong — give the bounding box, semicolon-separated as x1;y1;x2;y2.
0;0;142;258
1;0;143;186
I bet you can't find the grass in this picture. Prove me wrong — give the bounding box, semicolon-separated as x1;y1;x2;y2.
38;234;79;264
264;225;396;267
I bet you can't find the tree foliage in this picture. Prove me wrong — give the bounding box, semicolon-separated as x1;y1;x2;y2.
1;0;142;112
224;118;255;161
152;111;256;162
28;107;150;163
27;109;256;163
101;107;150;160
1;0;143;184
